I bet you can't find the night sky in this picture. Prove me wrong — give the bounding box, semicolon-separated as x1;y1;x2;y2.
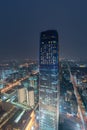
0;0;87;61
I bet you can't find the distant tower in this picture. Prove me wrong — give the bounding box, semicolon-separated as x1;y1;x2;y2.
26;87;35;107
17;86;26;103
29;76;37;89
39;30;59;130
29;77;35;87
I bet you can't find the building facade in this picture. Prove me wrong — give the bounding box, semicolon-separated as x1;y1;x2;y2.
26;87;35;107
39;30;59;130
17;86;26;103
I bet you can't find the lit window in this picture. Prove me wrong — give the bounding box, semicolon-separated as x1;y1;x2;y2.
53;41;56;43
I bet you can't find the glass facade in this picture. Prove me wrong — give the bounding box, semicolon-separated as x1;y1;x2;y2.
39;30;59;130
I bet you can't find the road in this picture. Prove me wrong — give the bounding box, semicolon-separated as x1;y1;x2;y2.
69;68;87;130
0;75;30;93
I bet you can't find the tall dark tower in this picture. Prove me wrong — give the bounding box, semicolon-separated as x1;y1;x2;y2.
39;30;59;130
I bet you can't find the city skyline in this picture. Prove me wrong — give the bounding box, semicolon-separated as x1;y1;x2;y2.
0;0;87;61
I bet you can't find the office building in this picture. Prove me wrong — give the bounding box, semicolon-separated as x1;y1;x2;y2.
26;87;35;107
29;76;38;89
39;30;59;130
17;86;26;103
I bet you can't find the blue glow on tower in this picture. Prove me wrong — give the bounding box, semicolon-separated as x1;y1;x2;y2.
39;30;59;130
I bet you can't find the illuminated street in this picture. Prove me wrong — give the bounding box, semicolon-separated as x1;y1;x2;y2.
0;75;30;93
70;73;87;130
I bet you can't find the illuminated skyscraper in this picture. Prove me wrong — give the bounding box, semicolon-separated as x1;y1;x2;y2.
39;30;59;130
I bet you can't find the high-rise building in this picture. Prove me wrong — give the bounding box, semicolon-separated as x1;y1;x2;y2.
29;76;38;89
39;30;59;130
26;87;35;107
17;86;26;103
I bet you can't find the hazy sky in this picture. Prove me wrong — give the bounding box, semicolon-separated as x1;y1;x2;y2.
0;0;87;61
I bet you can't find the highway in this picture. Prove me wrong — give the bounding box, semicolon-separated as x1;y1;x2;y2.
0;75;30;93
69;68;87;130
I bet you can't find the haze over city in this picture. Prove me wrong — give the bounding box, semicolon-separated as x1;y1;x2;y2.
0;1;87;130
0;0;87;60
